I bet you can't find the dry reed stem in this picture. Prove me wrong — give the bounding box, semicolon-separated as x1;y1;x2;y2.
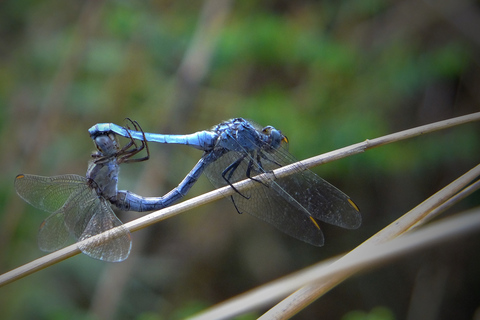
188;164;480;320
0;112;478;288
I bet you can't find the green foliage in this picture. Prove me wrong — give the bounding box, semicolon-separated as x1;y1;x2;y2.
343;306;396;320
0;0;478;319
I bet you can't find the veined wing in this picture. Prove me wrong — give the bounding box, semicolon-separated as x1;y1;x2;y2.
15;174;87;213
204;149;326;246
204;129;361;246
244;120;361;228
37;210;70;252
16;174;99;242
16;174;131;261
63;189;131;262
256;144;362;230
15;174;87;252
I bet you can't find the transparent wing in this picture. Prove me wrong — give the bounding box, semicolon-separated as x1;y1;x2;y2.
37;210;70;252
15;174;86;252
77;198;132;262
261;146;362;229
204;135;361;247
15;174;87;213
61;184;101;240
62;189;131;262
16;173;131;261
204;150;325;246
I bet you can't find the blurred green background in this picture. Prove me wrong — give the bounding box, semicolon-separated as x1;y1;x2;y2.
1;0;479;319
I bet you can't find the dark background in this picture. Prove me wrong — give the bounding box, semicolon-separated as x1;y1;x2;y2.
0;0;479;319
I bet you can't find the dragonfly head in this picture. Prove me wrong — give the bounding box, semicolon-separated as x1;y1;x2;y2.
94;133;120;157
262;126;288;150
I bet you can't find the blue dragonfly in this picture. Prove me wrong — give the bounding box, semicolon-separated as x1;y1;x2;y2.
15;120;152;262
89;118;361;246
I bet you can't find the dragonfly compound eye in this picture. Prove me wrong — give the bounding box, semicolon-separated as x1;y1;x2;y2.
263;126;285;149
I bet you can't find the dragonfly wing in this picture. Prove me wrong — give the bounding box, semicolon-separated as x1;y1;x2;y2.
204;127;361;246
234;178;326;246
77;198;132;262
61;185;131;261
37;210;70;252
264;147;361;229
204;150;326;246
15;174;87;213
278;168;361;229
15;174;87;251
58;184;100;240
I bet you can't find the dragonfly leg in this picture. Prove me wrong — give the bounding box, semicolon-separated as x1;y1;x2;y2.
244;154;270;187
118;119;138;153
258;150;282;168
230;195;244;214
222;155;250;199
118;119;150;164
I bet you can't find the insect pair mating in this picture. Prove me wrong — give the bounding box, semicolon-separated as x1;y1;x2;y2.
16;118;361;261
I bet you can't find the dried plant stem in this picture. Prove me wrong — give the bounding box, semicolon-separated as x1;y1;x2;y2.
0;112;479;287
257;165;480;320
188;163;480;320
259;207;480;319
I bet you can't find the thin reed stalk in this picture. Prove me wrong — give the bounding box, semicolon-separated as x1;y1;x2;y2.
257;165;480;319
0;112;479;289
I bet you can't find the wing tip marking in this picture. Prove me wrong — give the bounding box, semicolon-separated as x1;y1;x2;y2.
309;216;321;230
347;198;360;212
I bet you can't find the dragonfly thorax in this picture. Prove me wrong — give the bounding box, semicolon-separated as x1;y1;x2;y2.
86;159;119;202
